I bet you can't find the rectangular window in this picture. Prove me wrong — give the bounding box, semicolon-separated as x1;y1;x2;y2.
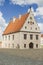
36;44;38;48
9;35;10;40
30;34;33;40
24;34;27;39
36;35;38;40
12;43;14;48
24;44;26;48
12;35;14;40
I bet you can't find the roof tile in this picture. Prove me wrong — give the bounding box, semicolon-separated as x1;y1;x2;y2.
3;13;29;35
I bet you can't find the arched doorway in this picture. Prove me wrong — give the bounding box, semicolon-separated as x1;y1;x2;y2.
29;42;33;48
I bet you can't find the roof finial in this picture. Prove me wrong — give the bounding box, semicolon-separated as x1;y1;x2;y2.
30;6;31;11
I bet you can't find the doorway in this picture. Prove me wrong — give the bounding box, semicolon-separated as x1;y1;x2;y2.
29;42;33;48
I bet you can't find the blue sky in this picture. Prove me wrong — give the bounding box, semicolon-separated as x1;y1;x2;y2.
0;0;38;22
0;0;43;40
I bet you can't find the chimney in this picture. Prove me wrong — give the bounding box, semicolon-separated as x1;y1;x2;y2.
19;14;21;19
13;17;16;23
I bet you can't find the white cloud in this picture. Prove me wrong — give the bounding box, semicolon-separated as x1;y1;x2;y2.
0;11;7;41
27;7;38;17
28;7;34;12
10;0;43;6
38;23;43;33
0;0;5;6
34;7;43;16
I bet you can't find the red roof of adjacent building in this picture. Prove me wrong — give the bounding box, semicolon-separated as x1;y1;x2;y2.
41;34;43;37
3;13;29;35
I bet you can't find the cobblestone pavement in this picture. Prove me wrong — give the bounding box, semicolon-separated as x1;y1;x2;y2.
0;52;43;65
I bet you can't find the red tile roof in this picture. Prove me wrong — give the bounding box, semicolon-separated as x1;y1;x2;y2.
41;34;43;37
3;13;29;35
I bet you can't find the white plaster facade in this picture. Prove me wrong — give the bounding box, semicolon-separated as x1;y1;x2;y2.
2;8;41;49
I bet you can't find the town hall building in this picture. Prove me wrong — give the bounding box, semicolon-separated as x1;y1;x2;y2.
2;8;41;49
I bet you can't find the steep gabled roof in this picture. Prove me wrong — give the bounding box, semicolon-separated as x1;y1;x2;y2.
3;13;29;35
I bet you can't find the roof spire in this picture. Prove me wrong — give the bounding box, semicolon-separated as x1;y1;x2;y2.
30;6;31;11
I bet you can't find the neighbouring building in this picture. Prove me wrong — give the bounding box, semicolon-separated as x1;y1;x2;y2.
40;34;43;48
2;8;41;49
41;34;43;44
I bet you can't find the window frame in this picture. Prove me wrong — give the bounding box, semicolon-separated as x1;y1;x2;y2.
36;44;38;48
24;34;27;39
36;35;38;40
9;35;10;40
12;35;14;40
24;44;26;48
30;34;33;40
